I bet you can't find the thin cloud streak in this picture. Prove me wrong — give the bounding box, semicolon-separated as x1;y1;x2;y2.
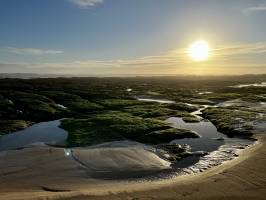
68;0;104;9
212;42;266;57
243;4;266;14
6;47;63;56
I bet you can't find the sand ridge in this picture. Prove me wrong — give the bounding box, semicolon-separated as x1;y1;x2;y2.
0;134;265;200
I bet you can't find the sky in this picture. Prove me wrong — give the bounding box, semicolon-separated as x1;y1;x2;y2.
0;0;266;75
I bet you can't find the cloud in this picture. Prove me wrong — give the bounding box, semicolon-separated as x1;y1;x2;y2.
6;47;63;56
1;60;265;75
212;42;266;57
243;4;266;14
68;0;104;8
1;42;266;75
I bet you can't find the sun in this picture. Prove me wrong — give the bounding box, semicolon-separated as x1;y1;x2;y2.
188;40;210;62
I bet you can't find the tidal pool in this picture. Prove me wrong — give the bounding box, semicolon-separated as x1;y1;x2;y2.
0;97;255;180
137;97;254;172
167;117;225;152
166;116;253;170
0;120;67;151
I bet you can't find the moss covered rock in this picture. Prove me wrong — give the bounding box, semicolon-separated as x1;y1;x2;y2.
61;112;199;147
0;120;30;136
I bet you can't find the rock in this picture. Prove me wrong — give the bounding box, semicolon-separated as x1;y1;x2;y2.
147;128;200;144
182;116;200;123
192;151;209;156
213;137;225;141
155;144;191;162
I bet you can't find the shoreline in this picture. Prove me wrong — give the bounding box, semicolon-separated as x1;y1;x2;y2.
0;134;265;200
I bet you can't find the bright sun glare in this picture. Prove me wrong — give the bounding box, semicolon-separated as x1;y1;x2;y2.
188;40;210;62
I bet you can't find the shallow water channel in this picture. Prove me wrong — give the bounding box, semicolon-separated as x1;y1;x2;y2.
0;120;67;151
137;98;254;172
0;98;254;178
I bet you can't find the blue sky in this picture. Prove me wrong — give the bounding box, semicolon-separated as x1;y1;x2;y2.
0;0;266;75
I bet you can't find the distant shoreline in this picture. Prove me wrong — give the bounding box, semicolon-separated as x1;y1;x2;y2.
0;73;266;79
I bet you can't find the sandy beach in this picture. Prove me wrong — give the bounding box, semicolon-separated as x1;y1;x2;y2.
0;133;265;200
1;0;266;198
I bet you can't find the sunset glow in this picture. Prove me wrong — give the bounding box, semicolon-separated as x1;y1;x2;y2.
188;40;210;62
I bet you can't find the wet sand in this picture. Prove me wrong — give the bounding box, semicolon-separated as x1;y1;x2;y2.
0;134;266;200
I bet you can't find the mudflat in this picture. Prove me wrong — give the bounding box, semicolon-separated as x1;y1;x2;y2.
0;134;265;200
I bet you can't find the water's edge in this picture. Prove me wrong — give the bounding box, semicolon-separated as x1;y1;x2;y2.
0;98;256;180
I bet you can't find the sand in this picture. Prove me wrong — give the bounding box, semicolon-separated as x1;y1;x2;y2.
0;134;266;200
71;146;171;179
0;143;171;199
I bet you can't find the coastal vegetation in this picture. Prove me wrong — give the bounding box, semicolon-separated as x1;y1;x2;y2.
60;112;198;147
0;120;30;136
0;75;265;145
202;107;257;137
